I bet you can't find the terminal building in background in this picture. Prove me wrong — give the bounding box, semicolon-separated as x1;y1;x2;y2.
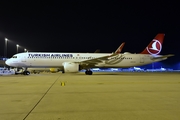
0;57;8;67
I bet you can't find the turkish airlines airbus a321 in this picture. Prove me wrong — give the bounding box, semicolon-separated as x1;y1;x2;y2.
5;33;173;75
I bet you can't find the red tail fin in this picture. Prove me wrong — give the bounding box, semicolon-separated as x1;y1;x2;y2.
141;33;165;55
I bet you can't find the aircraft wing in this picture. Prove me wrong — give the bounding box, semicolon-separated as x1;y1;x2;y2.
151;54;174;60
78;53;118;66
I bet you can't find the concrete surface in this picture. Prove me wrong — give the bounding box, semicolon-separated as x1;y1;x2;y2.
0;72;180;120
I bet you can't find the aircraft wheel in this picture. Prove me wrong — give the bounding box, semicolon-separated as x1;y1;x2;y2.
89;71;92;75
26;71;30;75
85;70;93;75
23;71;30;75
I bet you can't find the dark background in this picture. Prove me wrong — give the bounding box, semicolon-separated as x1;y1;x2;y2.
0;1;179;65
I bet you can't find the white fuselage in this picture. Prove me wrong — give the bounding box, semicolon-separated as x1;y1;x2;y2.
5;52;165;69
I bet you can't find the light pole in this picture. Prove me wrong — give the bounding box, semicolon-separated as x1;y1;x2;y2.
24;48;27;52
4;38;8;58
16;44;19;53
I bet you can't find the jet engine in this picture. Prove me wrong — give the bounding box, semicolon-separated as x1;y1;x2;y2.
63;62;79;73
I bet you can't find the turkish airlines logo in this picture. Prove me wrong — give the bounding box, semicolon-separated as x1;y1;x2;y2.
146;39;162;55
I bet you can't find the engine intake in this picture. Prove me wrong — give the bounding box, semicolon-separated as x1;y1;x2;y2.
63;62;79;73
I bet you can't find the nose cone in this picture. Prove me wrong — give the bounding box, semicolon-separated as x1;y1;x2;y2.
5;59;11;66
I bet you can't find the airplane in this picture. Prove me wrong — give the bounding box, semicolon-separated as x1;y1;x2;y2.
5;33;174;75
13;43;126;75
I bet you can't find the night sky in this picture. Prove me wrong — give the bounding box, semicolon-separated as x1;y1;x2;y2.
0;1;179;64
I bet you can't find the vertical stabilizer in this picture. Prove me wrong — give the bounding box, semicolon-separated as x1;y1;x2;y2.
141;33;165;55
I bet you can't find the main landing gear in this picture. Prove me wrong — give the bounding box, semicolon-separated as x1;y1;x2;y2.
22;67;30;75
85;70;93;75
23;71;30;75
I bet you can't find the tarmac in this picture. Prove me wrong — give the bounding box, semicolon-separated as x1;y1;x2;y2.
0;72;180;120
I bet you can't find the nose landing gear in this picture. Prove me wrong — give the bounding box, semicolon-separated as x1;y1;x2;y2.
15;67;31;75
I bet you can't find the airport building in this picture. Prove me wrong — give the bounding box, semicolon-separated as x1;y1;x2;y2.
0;57;7;67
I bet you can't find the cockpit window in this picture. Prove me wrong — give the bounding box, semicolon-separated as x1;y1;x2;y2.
12;56;17;58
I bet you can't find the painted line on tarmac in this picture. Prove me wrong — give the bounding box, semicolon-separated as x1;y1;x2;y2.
23;75;61;120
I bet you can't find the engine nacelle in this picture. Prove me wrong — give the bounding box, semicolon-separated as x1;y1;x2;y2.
63;62;79;73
